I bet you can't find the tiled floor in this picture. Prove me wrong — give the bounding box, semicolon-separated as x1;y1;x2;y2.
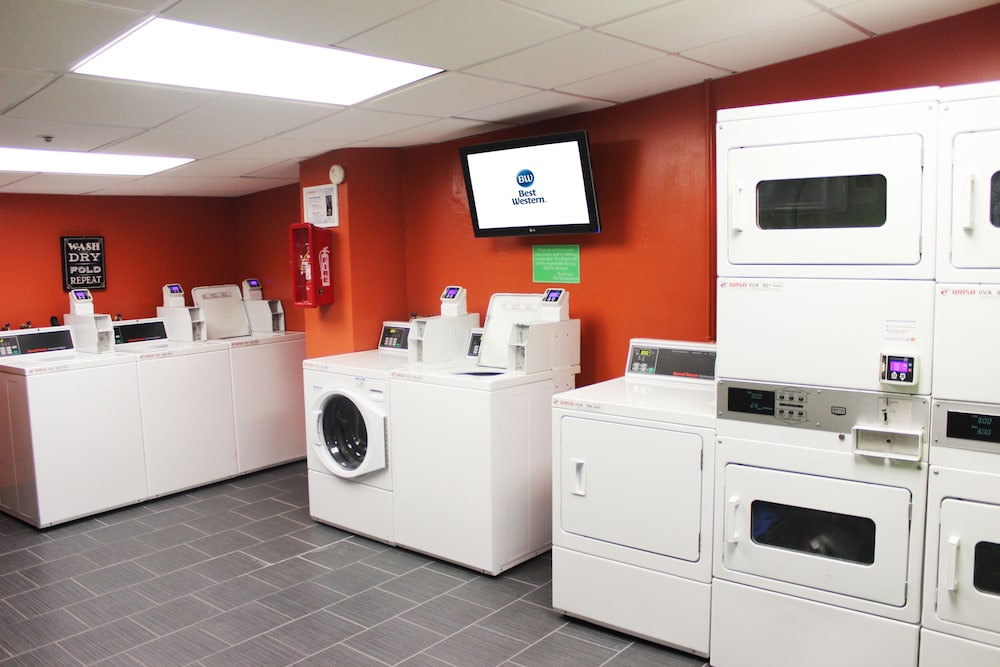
0;461;708;666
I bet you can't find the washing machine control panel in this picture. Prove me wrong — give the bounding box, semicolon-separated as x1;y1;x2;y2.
627;343;716;381
880;353;917;386
378;323;410;352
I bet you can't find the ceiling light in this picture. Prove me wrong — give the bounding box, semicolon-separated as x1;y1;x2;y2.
0;147;192;175
73;18;442;106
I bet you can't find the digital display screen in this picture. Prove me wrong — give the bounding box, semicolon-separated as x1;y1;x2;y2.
247;279;261;288
889;359;910;373
72;289;91;300
946;411;1000;445
543;289;563;302
442;287;461;300
728;387;776;416
167;284;182;294
113;321;167;345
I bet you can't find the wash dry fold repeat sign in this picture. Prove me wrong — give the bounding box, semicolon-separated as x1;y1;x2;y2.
61;236;106;290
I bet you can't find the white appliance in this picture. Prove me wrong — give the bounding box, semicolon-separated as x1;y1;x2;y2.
303;321;413;544
551;339;717;656
155;283;207;342
710;379;929;667
716;86;938;280
936;80;1000;283
192;283;305;473
390;289;580;574
112;318;238;497
0;327;146;527
921;402;1000;667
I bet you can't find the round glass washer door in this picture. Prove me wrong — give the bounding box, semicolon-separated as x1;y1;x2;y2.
315;391;386;478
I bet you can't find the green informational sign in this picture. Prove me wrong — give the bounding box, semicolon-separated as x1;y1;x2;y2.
532;245;580;284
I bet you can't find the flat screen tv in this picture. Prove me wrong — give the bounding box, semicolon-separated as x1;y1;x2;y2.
459;130;601;238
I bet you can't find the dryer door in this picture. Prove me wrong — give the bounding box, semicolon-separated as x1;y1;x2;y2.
312;385;387;478
935;498;1000;634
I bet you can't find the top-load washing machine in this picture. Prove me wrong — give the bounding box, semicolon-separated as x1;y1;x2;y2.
716;85;938;280
389;289;580;574
0;326;146;527
111;317;238;498
551;338;717;657
192;281;305;473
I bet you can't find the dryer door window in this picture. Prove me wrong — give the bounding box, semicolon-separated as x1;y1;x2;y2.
321;395;368;471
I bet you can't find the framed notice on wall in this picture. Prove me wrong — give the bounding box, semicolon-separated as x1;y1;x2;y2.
61;236;106;290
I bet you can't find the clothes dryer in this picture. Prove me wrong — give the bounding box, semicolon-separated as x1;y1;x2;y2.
551;339;717;656
112;318;238;497
389;290;580;575
303;321;412;544
192;283;306;473
0;327;146;527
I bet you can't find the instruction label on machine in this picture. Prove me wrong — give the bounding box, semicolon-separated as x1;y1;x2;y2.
61;236;106;290
533;244;580;284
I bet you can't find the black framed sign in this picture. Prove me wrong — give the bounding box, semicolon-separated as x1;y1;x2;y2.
61;236;106;290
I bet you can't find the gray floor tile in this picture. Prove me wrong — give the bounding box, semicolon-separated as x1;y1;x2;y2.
506;629;618;667
398;654;454;667
65;587;158;628
401;594;493;636
237;514;307;541
313;562;397;597
557;618;635;652
185;509;254;534
301;539;380;570
604;640;709;666
289;643;389;667
195;574;281;610
377;566;465;603
73;561;156;596
501;554;553;586
265;608;365;656
5;578;94;618
56;618;157;664
343;617;446;666
477;600;567;644
449;576;535;611
328;588;417;628
232;497;298;521
257;579;346;619
188;527;261;557
0;641;83;667
363;548;434;575
27;533;101;562
0;608;90;656
287;522;353;548
134;543;209;575
135;523;207;550
424;623;530;667
124;626;229;667
249;556;330;588
129;567;216;604
130;595;220;635
81;537;158;568
19;553;99;586
199;600;293;645
200;633;307;667
241;535;315;563
0;572;35;599
189;551;267;583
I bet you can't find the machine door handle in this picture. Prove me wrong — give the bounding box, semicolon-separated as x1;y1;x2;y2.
729;183;744;234
944;535;961;592
726;495;740;544
961;174;975;234
313;409;325;446
571;459;586;496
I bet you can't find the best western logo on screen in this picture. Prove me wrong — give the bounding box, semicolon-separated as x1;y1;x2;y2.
512;169;546;205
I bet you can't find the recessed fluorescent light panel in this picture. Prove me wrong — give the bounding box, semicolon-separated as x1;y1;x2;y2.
73;18;442;105
0;147;192;176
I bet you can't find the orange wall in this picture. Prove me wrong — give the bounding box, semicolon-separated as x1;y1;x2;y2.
0;194;239;327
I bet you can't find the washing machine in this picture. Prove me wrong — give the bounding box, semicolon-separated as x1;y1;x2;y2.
0;326;146;527
551;339;717;656
111;317;238;497
389;289;580;575
303;321;413;544
192;282;306;473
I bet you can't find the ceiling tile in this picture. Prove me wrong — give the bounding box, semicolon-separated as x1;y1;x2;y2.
459;90;613;124
557;55;731;103
154;93;340;138
506;0;681;27
830;0;999;35
212;136;337;163
363;73;539;117
0;172;140;195
0;116;142;152
683;11;866;73
102;131;260;159
278;108;436;142
356;117;511;147
0;0;143;72
338;0;578;69
466;31;665;90
164;0;432;46
0;68;53;111
600;0;820;53
6;75;216;128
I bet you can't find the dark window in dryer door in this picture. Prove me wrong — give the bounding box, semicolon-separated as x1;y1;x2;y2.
757;174;887;230
321;395;367;471
990;171;1000;227
973;541;1000;595
750;500;876;565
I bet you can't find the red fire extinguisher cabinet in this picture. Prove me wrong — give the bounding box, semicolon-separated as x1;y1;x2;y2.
290;223;334;307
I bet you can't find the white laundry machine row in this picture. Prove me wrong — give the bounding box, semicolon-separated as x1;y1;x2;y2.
551;339;717;657
711;379;930;667
389;289;579;575
111;318;238;498
0;327;146;527
192;282;306;474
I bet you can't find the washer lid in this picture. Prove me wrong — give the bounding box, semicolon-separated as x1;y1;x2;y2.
191;284;250;339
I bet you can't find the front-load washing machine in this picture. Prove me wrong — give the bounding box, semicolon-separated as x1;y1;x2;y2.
0;326;146;527
111;318;238;497
551;339;717;657
192;283;306;473
303;321;414;544
389;289;580;574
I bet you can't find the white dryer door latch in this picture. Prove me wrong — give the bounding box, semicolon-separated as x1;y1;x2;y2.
726;496;741;544
571;459;586;496
944;535;961;592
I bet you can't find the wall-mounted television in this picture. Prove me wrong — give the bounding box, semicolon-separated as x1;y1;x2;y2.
459;130;601;238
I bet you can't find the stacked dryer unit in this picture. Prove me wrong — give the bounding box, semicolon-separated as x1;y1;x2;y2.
192;281;306;474
390;289;579;574
922;81;1000;667
711;88;938;667
551;339;717;656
